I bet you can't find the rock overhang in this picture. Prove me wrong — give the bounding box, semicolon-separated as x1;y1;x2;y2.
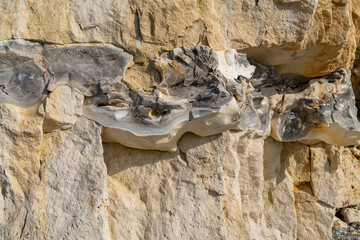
0;40;359;151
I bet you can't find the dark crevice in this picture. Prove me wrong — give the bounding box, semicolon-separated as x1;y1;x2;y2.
134;10;142;41
19;211;28;239
335;208;345;222
179;149;189;167
308;145;314;195
255;0;259;6
149;14;156;37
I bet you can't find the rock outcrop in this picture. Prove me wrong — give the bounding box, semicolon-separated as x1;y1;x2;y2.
1;1;360;240
1;41;359;151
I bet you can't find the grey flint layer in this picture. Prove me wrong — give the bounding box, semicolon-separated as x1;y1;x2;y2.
1;40;359;150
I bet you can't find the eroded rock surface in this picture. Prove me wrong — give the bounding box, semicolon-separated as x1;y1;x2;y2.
1;1;360;238
1;40;359;151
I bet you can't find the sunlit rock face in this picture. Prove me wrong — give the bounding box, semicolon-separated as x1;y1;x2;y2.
266;69;360;146
2;1;360;239
1;40;359;151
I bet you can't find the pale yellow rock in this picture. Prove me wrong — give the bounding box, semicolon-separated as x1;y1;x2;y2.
0;104;110;239
179;133;226;195
310;143;344;207
222;134;298;240
121;62;161;92
106;177;147;240
341;207;360;224
282;142;311;186
263;138;298;240
221;131;251;240
104;133;228;240
245;0;359;76
263;137;283;191
1;0;358;76
263;176;297;240
0;1;14;40
38;85;84;132
339;146;360;207
41;117;109;240
216;0;317;48
2;0;360;238
0;104;46;239
295;183;334;240
235;135;271;239
333;216;348;228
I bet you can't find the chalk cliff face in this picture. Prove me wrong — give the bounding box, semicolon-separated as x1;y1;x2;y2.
1;1;360;240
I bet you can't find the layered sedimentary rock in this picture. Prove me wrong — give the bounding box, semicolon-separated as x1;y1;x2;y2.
1;41;359;151
1;0;360;240
1;0;359;76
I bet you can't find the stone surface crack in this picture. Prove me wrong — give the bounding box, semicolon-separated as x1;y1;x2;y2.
19;211;28;239
134;10;143;41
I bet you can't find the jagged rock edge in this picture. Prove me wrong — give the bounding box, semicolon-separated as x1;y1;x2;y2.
0;40;359;151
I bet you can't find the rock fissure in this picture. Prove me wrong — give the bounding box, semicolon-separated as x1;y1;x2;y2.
1;1;360;239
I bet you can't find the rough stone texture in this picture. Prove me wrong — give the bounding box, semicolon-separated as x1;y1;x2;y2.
1;102;360;239
1;1;360;240
0;104;109;239
310;143;344;207
281;142;311;186
104;133;227;240
352;41;360;116
339;146;360;207
342;207;360;224
41;117;109;240
0;104;45;239
38;86;84;132
1;41;359;151
1;0;359;77
333;216;348;228
295;183;335;240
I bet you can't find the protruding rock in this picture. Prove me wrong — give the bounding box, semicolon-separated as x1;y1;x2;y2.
0;40;48;107
269;69;360;146
38;85;84;132
43;44;133;96
341;207;360;224
295;183;334;240
333;216;348;228
310;143;344;207
85;46;263;151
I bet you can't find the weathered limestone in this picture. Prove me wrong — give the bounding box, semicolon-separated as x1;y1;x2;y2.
333;216;348;228
295;183;335;240
2;0;359;77
1;0;360;238
281;142;311;185
0;104;45;239
42;117;109;240
1;41;359;152
338;146;360;207
104;133;228;240
341;207;360;224
0;103;109;239
38;86;84;132
310;143;344;207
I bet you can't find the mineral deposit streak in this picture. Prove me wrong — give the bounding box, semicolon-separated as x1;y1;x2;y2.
1;40;359;151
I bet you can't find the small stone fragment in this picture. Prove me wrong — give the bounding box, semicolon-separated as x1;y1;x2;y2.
39;86;84;132
341;208;360;224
